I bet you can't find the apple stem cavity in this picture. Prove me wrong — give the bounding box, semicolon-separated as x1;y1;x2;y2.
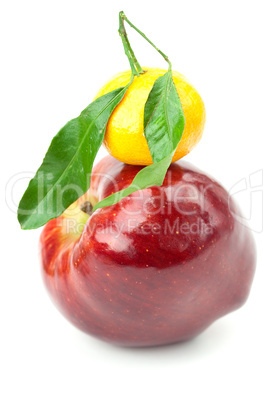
80;201;93;216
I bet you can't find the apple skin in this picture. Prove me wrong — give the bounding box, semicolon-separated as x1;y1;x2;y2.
40;155;256;347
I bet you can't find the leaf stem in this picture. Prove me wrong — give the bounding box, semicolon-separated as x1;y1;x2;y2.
118;13;144;76
119;11;172;72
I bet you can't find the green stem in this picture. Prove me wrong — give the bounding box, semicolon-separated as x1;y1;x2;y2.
118;12;144;76
118;11;172;73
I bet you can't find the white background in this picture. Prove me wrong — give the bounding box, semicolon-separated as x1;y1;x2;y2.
1;0;267;401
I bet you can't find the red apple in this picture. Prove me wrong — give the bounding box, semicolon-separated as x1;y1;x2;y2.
40;155;256;347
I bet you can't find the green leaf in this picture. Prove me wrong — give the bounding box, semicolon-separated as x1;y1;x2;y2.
93;70;185;212
18;86;128;230
144;71;185;163
92;154;172;211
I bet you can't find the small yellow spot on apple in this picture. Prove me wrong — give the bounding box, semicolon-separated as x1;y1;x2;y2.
146;249;149;252
106;273;110;277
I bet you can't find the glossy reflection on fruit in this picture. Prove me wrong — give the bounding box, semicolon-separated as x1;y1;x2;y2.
40;156;256;347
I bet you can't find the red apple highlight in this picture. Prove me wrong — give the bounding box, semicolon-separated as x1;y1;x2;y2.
40;155;256;347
